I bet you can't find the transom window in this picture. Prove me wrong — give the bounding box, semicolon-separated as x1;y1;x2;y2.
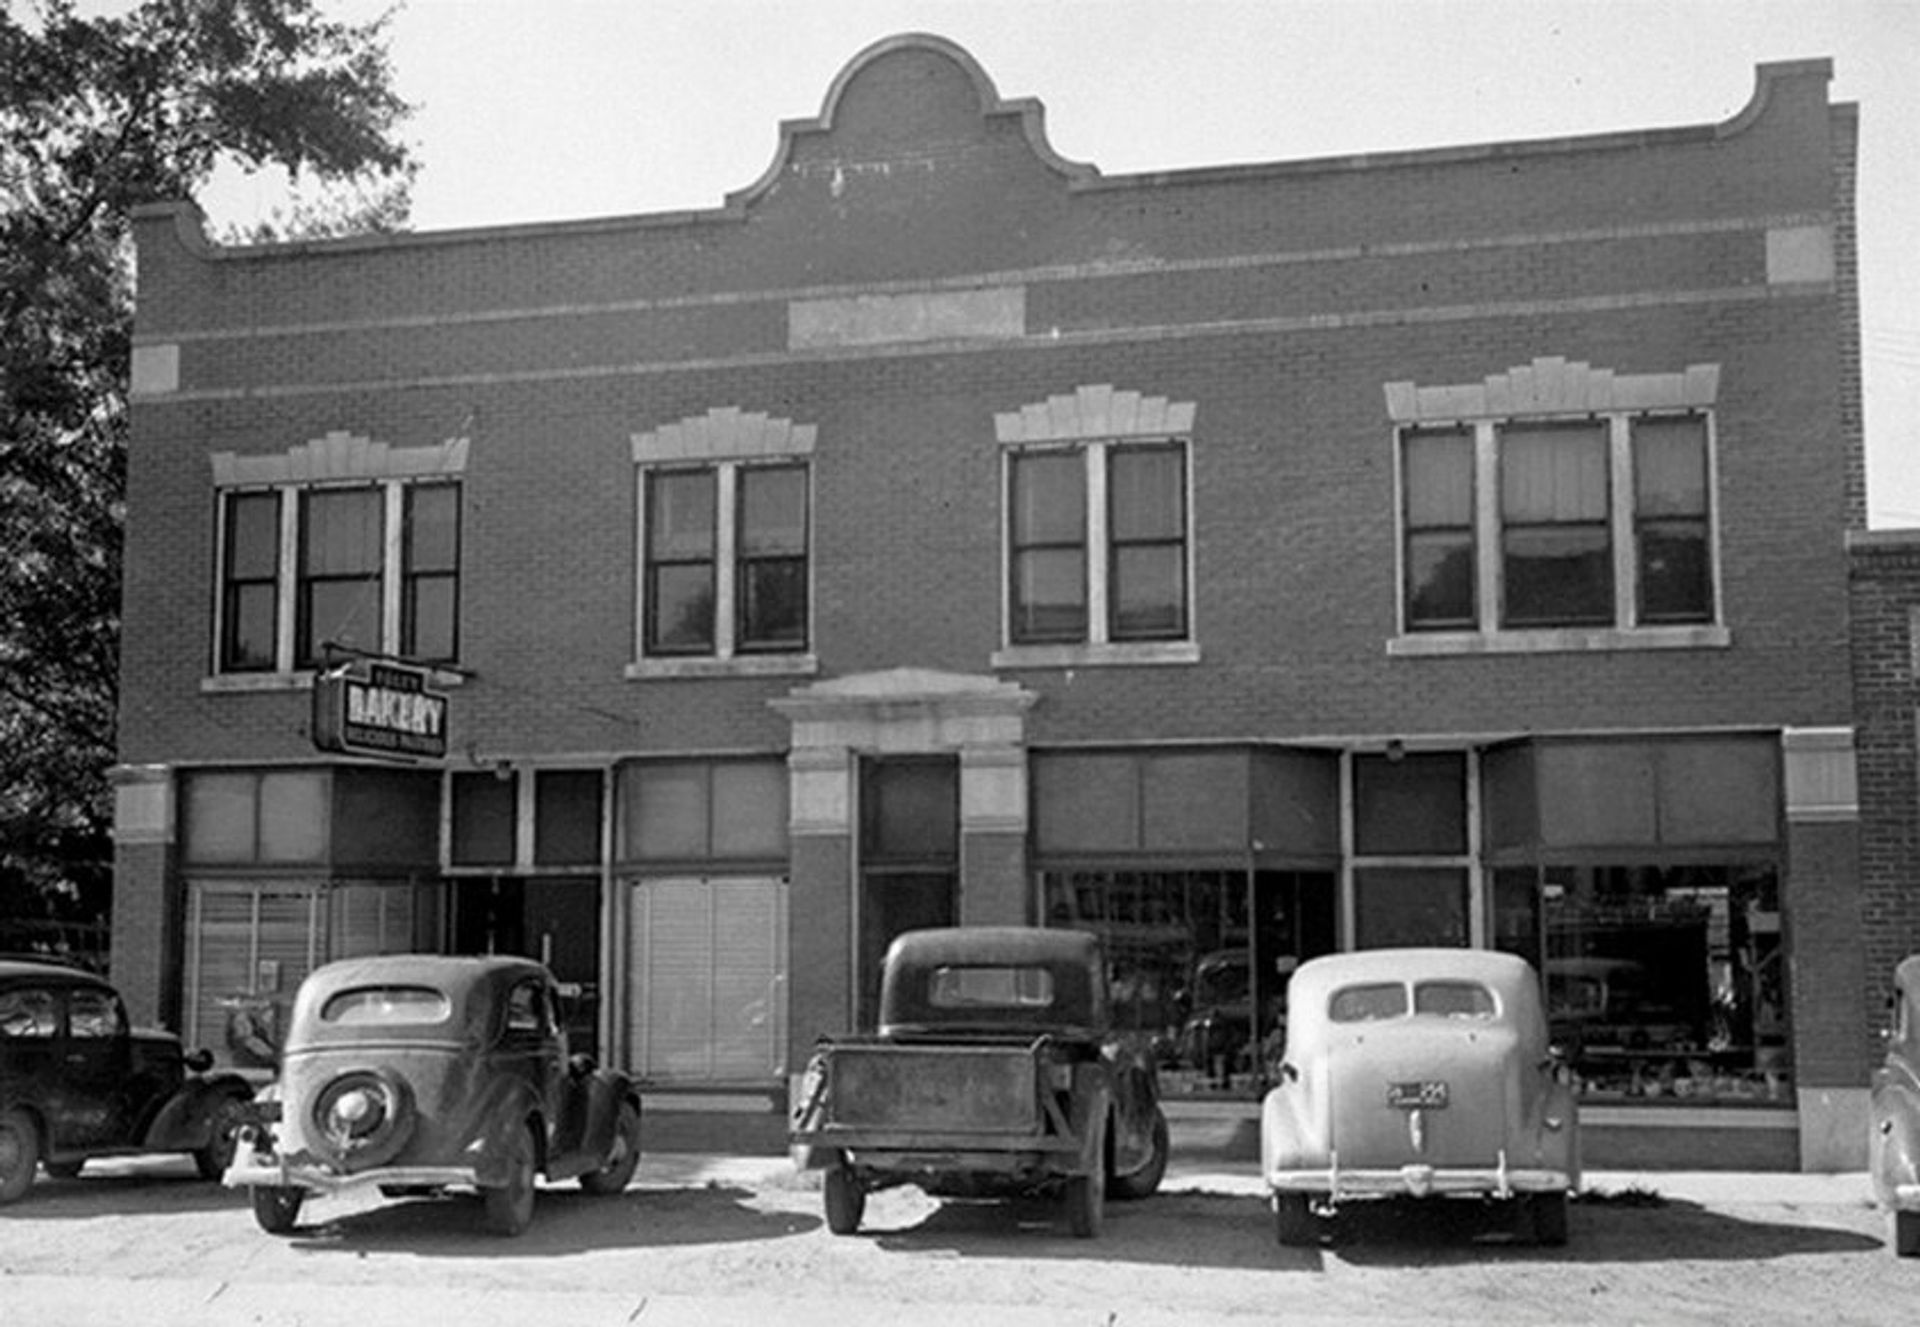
1389;359;1721;649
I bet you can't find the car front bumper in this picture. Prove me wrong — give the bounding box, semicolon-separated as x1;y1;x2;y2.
224;1150;488;1195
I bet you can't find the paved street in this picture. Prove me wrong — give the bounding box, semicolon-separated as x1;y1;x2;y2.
0;1135;1902;1327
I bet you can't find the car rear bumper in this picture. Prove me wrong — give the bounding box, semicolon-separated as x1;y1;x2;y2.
1267;1156;1572;1200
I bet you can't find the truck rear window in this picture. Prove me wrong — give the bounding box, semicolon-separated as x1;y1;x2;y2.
1330;983;1408;1022
321;985;452;1025
928;966;1054;1009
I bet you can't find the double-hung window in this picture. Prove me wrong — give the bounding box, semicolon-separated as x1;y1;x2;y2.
631;409;816;677
1388;359;1723;654
996;386;1198;667
210;433;467;681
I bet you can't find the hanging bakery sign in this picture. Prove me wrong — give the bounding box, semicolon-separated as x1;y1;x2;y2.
312;660;450;761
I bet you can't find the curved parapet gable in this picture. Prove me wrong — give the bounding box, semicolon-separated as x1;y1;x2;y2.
725;31;1097;210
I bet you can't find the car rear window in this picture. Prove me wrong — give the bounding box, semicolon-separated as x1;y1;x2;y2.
1413;981;1497;1018
927;965;1054;1009
1330;983;1408;1022
320;985;452;1025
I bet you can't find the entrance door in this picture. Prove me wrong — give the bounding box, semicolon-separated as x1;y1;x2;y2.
451;876;602;1058
857;756;959;1029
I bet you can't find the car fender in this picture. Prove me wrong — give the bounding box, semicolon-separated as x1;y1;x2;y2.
467;1083;547;1186
1068;1065;1112;1177
1872;1077;1920;1210
142;1074;252;1151
580;1070;639;1157
1259;1079;1323;1176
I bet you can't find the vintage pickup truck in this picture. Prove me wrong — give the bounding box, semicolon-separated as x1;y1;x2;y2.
790;926;1170;1238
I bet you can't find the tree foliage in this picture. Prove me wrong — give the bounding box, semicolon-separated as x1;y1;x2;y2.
0;0;415;936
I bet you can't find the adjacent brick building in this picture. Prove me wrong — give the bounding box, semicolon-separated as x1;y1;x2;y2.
117;35;1870;1167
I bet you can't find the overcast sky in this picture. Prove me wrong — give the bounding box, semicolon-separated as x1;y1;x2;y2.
177;1;1919;527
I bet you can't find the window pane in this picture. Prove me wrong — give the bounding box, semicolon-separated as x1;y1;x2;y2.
303;489;383;575
862;758;958;862
739;557;807;649
1639;521;1712;623
257;771;326;862
404;575;457;660
535;769;602;866
227;492;281;578
649;564;715;652
450;770;516;865
738;465;807;555
1501;424;1608;522
1109;446;1183;541
404;484;459;571
225;582;279;670
1011;451;1085;544
649;470;715;558
1353;753;1467;855
185;773;257;863
1403;430;1473;527
1353;867;1470;949
1112;544;1184;638
625;762;709;859
304;579;381;656
1012;548;1086;641
1503;526;1613;626
1634;417;1707;518
1405;531;1475;629
711;760;788;859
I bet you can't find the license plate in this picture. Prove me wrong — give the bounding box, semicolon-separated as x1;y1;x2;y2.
1387;1080;1448;1109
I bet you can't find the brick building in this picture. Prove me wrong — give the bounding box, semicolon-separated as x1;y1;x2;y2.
117;35;1868;1167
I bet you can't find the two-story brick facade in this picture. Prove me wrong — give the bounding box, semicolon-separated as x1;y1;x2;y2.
116;35;1867;1167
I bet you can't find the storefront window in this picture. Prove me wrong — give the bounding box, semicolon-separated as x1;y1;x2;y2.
1040;868;1334;1098
1540;863;1787;1104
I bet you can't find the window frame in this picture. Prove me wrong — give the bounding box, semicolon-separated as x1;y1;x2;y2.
212;476;463;679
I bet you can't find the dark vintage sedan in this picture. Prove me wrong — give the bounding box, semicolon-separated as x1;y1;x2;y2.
1871;953;1920;1256
791;926;1169;1238
0;958;254;1203
224;954;642;1236
1260;948;1580;1246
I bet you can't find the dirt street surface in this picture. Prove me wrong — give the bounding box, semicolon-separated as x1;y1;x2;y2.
0;1152;1903;1327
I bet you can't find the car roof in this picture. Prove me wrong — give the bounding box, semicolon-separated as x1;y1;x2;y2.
884;926;1100;970
0;958;113;987
301;953;550;995
1289;947;1538;1004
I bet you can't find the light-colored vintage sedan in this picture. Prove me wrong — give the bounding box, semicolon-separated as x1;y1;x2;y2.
1260;947;1579;1246
1870;953;1920;1256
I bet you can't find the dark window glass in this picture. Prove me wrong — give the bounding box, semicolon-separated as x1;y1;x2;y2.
737;463;808;651
450;770;517;866
1009;450;1087;643
402;483;460;661
1403;429;1476;630
645;469;716;654
1353;752;1467;855
297;487;384;667
221;491;281;671
1500;423;1613;627
861;757;958;862
1634;416;1713;624
534;769;602;866
1109;443;1187;639
1353;867;1471;949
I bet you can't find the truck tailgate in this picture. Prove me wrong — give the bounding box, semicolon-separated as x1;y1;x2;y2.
826;1043;1040;1133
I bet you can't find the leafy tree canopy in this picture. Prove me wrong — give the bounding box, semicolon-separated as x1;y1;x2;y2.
0;0;415;940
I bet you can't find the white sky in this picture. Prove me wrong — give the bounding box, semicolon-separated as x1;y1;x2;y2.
171;0;1920;527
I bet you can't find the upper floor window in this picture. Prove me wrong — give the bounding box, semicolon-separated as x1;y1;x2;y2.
1387;359;1723;654
209;432;467;679
631;409;816;677
996;386;1198;667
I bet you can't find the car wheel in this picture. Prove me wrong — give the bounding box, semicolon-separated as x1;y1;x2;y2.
250;1185;305;1235
823;1160;865;1235
193;1094;248;1181
0;1110;42;1204
1523;1191;1569;1247
1275;1192;1318;1246
579;1100;642;1196
1064;1116;1107;1239
481;1122;538;1237
1110;1110;1170;1201
1895;1210;1920;1257
42;1159;85;1180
